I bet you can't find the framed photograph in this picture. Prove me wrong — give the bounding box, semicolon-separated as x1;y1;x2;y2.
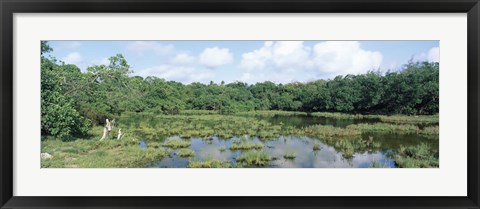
1;0;479;208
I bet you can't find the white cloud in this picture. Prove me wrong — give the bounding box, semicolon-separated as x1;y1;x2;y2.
240;73;253;81
199;47;233;68
271;41;312;72
61;52;108;71
427;47;439;62
240;42;273;71
127;41;174;55
62;52;82;65
414;47;440;63
312;41;382;76
239;41;382;80
240;41;311;72
170;53;195;65
136;65;214;84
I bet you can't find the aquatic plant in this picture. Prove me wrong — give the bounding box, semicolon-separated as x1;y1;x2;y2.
369;160;390;168
394;143;439;168
187;159;232;168
283;151;296;159
41;111;439;168
229;142;264;150
163;137;191;149
378;115;439;124
311;112;366;119
236;150;271;166
311;112;439;125
180;110;219;115
178;148;195;157
148;141;161;148
346;123;419;135
302;125;362;138
420;126;439;136
334;140;356;159
236;110;308;117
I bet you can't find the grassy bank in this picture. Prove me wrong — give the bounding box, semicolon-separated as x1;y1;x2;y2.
236;110;308;117
41;127;167;168
311;112;438;125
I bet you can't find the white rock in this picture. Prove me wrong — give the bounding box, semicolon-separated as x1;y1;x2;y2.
41;152;53;160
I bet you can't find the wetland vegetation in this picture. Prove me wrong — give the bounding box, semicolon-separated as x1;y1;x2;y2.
40;41;439;168
41;111;439;168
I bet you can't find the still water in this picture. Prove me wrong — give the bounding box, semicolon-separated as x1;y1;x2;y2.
130;115;437;168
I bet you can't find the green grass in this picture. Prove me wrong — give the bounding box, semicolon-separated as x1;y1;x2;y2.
378;115;439;124
369;160;390;168
311;112;439;125
42;111;439;168
236;110;308;117
124;111;438;141
58;147;85;154
229;142;263;150
163;136;191;149
334;140;355;159
346;123;420;135
126;113;283;140
394;143;439;168
187;159;232;168
283;151;296;159
236;150;271;166
177;148;195;157
302;125;362;138
179;110;219;115
41;135;167;168
311;112;366;119
148;141;161;148
420;126;439;136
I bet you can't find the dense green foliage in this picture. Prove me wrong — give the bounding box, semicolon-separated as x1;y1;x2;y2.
41;41;439;138
41;45;91;138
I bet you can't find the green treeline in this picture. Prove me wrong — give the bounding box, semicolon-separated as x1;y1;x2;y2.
41;41;439;138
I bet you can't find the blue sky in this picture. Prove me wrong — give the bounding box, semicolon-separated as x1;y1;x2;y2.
45;40;439;84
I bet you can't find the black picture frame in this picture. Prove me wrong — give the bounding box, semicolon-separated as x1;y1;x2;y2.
1;0;479;208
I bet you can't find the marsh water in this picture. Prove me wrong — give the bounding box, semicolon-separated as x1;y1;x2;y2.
122;114;438;168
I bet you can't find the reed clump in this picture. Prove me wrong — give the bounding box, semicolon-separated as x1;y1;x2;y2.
177;148;195;157
236;150;271;166
283;151;296;159
230;142;263;150
346;123;419;135
187;159;232;168
311;112;366;119
394;143;439;168
163;136;191;149
302;125;362;138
